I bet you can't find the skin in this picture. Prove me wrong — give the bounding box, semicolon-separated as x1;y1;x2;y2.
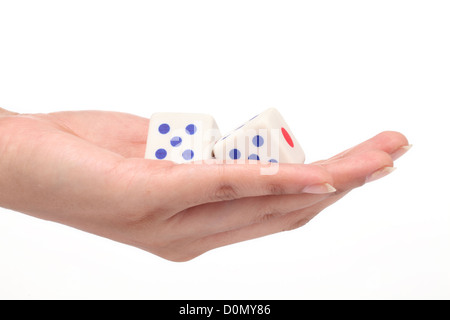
0;107;410;261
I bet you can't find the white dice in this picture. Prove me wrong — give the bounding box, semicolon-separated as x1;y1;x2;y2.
144;108;305;165
212;108;305;164
144;112;221;163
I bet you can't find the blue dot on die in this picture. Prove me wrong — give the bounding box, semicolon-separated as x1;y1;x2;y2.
248;154;260;160
158;123;170;134
268;159;278;163
182;149;194;160
155;148;167;159
185;124;197;135
252;135;264;147
229;149;241;160
170;136;182;147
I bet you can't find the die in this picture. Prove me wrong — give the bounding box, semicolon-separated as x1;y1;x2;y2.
212;108;305;164
144;112;221;163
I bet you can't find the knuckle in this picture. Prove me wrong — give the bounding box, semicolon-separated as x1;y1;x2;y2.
267;183;286;195
255;202;284;224
213;183;239;201
283;217;310;232
258;211;280;224
208;165;241;202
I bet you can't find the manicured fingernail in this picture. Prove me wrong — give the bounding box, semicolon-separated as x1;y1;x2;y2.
365;167;396;183
391;144;412;161
303;183;336;194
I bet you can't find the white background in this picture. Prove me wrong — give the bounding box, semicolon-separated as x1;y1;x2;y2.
0;0;449;299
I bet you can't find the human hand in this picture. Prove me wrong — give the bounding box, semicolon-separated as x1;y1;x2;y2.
0;109;410;261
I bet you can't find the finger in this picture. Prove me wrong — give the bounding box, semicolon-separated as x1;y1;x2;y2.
167;192;332;239
273;149;396;232
177;149;394;239
176;192;349;261
321;149;394;191
312;131;409;165
170;150;395;259
147;131;403;214
154;162;335;215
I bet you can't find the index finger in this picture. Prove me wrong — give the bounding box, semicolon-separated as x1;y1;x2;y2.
124;160;335;217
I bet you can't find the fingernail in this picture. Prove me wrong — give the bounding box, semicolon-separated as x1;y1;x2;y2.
391;144;412;161
365;167;396;183
303;183;336;194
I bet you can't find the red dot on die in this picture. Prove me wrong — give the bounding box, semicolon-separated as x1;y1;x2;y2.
281;127;294;148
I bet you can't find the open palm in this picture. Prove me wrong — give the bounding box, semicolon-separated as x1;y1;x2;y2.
0;109;409;261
